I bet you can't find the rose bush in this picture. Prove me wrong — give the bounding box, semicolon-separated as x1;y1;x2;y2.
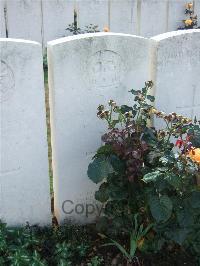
88;81;200;263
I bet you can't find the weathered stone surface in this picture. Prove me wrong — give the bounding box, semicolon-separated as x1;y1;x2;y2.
6;0;42;43
76;0;109;31
0;38;51;226
109;0;138;34
42;0;74;44
0;0;6;37
48;32;152;223
194;0;200;28
151;29;200;127
167;0;188;31
139;0;168;37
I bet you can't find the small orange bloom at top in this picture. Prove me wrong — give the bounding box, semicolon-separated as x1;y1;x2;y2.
103;26;110;32
188;148;200;164
186;2;193;9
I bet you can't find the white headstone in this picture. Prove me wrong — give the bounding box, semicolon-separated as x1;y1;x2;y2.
6;0;42;43
110;0;138;35
0;38;51;226
139;0;168;37
167;0;188;31
0;0;6;37
194;0;200;28
42;0;74;43
48;32;152;223
151;30;200;126
76;0;109;31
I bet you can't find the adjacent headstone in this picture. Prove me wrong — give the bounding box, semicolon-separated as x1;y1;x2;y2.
110;0;138;34
167;0;188;31
0;38;51;226
48;32;152;223
151;30;200;127
6;0;42;43
139;0;168;37
42;0;74;44
194;0;200;28
76;0;109;31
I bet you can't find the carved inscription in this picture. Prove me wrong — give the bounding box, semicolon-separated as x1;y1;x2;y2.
0;60;15;102
89;50;125;88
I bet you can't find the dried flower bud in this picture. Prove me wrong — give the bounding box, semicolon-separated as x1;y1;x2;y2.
186;2;193;9
145;80;153;87
108;100;116;107
125;111;133;118
104;110;110;117
98;112;106;119
97;105;104;111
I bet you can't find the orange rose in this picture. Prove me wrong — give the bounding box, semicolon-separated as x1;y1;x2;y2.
188;148;200;164
103;26;110;32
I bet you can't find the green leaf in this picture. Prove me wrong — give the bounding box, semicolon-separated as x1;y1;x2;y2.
159;153;175;165
95;183;109;202
190;131;200;148
142;127;157;146
149;195;173;223
95;145;113;158
146;151;163;164
129;89;140;95
130;234;137;258
147;95;155;102
120;105;133;114
87;156;113;184
176;207;194;228
164;173;182;188
188;191;200;209
164;228;190;245
143;171;163;183
109;155;125;174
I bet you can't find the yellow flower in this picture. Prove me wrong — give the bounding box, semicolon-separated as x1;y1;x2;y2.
184;19;193;26
103;26;110;32
188;148;200;164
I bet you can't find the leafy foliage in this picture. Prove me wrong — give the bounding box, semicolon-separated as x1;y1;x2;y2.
0;222;96;265
66;10;99;35
87;81;200;263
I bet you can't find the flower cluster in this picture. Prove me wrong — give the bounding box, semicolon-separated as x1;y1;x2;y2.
178;2;200;30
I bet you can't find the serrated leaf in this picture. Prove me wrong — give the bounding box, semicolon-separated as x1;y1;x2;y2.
164;173;182;188
143;171;163;183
